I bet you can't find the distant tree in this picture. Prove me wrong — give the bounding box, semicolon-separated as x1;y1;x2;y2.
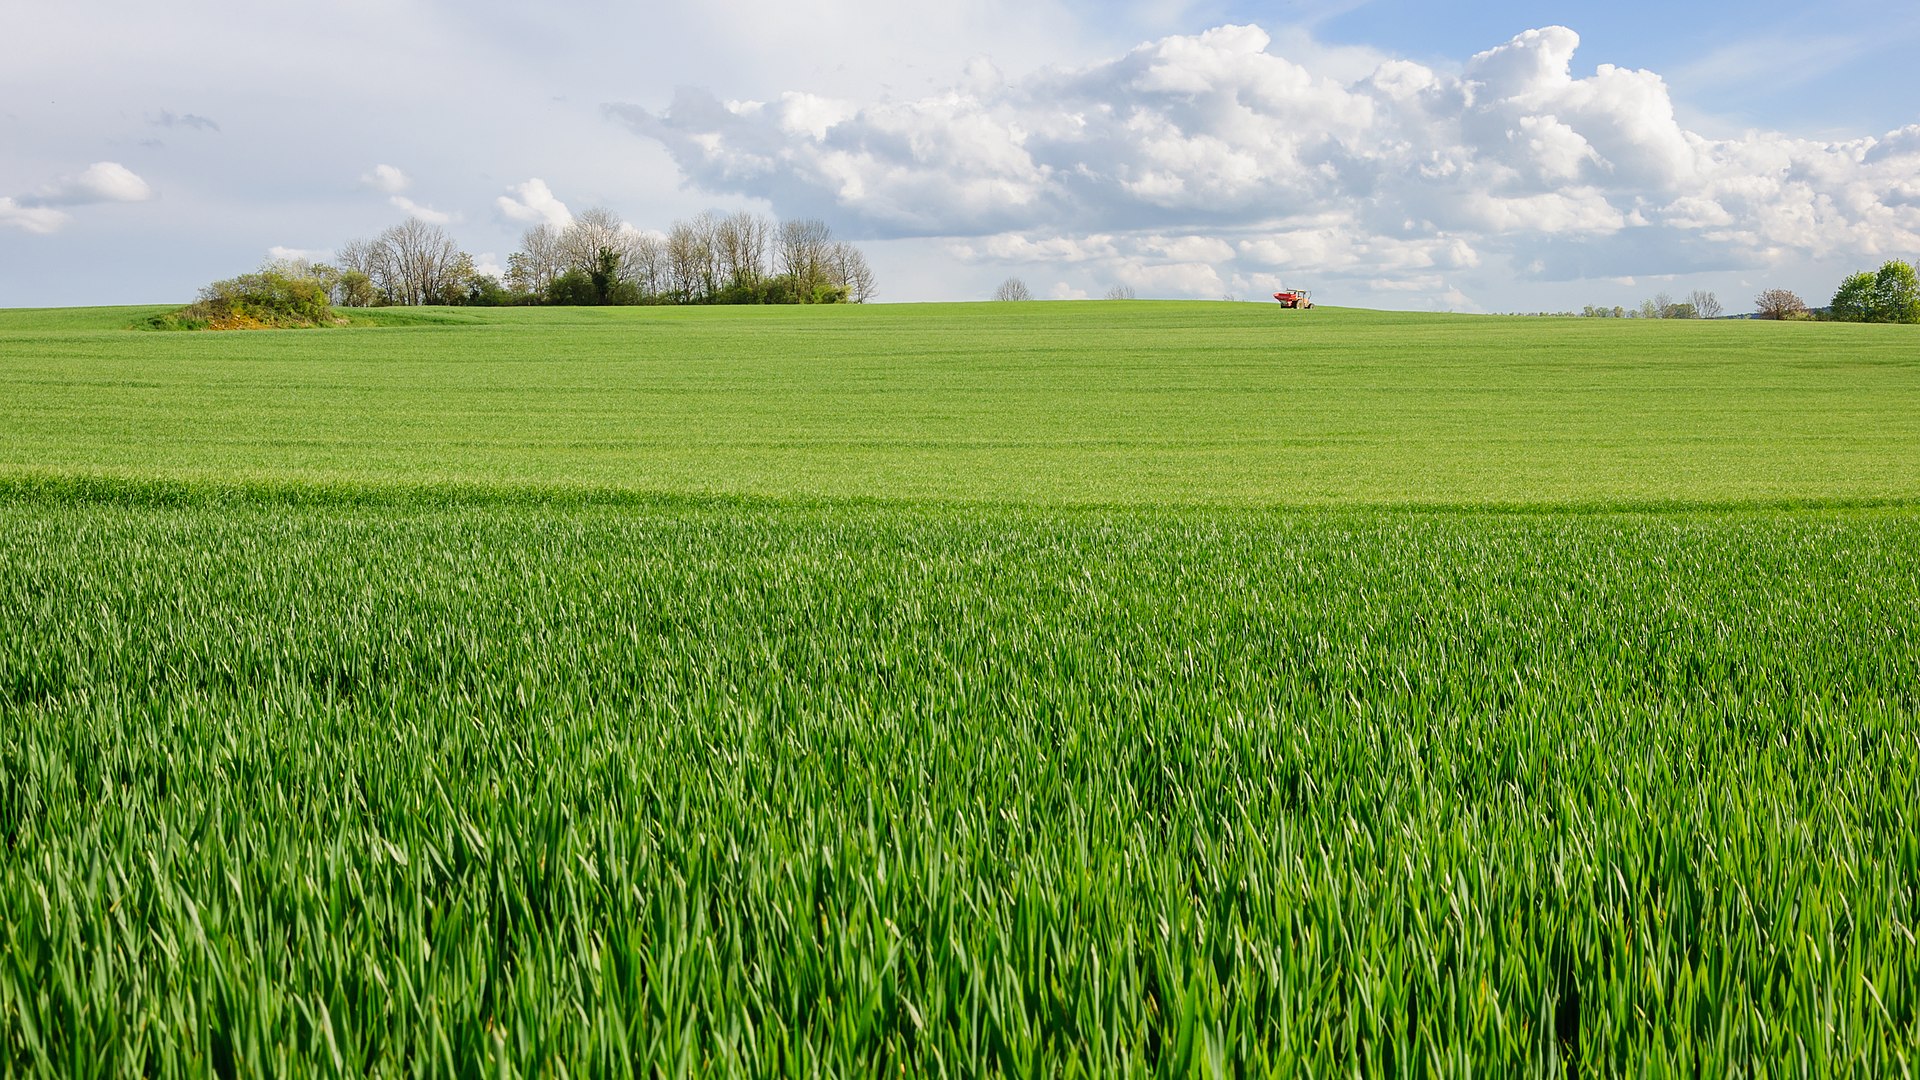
461;273;514;307
1638;298;1660;319
345;218;471;306
1688;290;1722;319
826;241;875;303
1755;288;1808;320
1664;302;1698;320
1652;291;1676;318
544;269;599;306
334;270;376;308
623;232;668;301
1870;260;1920;323
558;208;627;275
1105;284;1137;300
993;277;1033;301
780;218;834;302
1830;272;1874;322
667;216;717;303
507;224;566;297
714;212;773;297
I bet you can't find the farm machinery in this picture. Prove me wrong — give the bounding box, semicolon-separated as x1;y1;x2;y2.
1272;288;1313;309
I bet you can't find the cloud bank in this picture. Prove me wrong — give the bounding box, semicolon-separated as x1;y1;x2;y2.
1;162;154;234
613;24;1920;301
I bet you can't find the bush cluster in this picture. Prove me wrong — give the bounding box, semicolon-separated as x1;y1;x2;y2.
142;269;341;331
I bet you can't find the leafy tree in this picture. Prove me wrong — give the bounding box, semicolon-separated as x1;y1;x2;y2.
460;274;515;307
544;269;599;306
994;277;1033;301
334;270;377;308
1755;288;1808;320
1870;260;1920;323
1830;272;1875;322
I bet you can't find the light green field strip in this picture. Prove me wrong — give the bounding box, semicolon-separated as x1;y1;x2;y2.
2;302;1915;507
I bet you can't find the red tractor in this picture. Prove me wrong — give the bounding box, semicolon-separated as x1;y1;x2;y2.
1272;288;1313;309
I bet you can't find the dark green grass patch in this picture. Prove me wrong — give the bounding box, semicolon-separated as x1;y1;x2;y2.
3;489;1916;1074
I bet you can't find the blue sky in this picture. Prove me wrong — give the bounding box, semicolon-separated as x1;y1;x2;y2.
1295;0;1920;132
2;0;1916;312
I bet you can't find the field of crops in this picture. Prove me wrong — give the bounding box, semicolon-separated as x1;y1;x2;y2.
2;304;1918;1074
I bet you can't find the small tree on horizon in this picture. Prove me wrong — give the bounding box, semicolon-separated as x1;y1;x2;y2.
1104;284;1136;300
1755;288;1808;320
993;277;1033;301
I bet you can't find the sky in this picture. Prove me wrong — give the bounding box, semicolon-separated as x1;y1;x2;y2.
3;0;1918;312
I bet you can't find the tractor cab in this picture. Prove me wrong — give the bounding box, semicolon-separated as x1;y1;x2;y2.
1272;288;1313;309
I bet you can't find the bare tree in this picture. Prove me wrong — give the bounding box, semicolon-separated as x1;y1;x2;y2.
1688;290;1723;319
827;241;875;303
354;218;469;306
780;218;834;301
667;215;718;302
1755;288;1808;320
1104;284;1136;300
559;207;629;275
993;277;1033;301
507;224;566;296
623;231;669;299
713;211;772;294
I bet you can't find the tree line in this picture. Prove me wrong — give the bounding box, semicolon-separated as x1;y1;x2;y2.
291;211;875;309
1577;290;1723;319
1752;262;1919;321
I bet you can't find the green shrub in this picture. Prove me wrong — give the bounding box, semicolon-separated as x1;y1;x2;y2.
147;268;342;330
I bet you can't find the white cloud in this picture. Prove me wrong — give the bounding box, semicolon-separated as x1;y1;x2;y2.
267;245;331;264
363;164;410;194
1;162;151;233
388;195;453;225
36;162;153;206
496;178;574;230
614;22;1920;302
0;197;71;234
471;252;505;280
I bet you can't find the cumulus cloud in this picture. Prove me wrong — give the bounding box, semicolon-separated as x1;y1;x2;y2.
389;195;454;225
37;162;154;206
612;23;1920;301
2;162;152;233
495;178;574;230
363;164;410;194
360;165;455;223
0;198;71;234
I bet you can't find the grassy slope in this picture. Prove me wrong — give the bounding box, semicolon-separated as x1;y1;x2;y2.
2;302;1916;506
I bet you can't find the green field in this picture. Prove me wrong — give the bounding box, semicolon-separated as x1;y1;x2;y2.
2;303;1918;1075
5;303;1917;506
